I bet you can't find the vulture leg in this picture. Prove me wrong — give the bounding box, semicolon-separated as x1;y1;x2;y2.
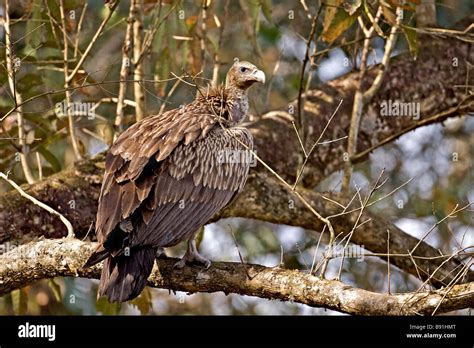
173;237;211;269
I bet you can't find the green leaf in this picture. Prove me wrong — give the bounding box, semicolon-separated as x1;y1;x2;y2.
403;26;418;59
322;0;361;43
37;145;62;172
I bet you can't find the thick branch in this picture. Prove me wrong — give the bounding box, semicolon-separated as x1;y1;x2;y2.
0;239;472;315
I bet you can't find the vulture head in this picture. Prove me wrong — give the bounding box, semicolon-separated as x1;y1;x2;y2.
225;60;265;90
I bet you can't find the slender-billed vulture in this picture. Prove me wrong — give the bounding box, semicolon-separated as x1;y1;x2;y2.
84;60;265;302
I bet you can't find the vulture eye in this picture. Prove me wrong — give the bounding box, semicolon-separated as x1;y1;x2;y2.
239;66;249;73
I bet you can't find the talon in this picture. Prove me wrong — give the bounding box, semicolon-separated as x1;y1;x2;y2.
173;238;211;269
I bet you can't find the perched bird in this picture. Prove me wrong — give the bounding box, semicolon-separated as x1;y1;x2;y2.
84;60;265;302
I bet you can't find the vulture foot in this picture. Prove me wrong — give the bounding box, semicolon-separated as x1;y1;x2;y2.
173;239;211;269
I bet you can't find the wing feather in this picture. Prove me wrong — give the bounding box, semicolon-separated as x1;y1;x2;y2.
95;106;216;246
95;92;253;256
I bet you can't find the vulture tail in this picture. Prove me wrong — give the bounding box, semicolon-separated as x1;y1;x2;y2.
98;247;156;302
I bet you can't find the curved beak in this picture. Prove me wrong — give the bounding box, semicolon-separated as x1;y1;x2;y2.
252;69;266;84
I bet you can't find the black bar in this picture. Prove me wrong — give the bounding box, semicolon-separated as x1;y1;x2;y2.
0;316;471;347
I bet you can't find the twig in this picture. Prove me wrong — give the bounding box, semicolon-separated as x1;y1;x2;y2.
4;0;36;184
296;243;310;270
136;0;177;66
293;99;343;189
114;1;135;130
362;7;403;102
158;78;181;115
341;6;385;192
279;245;284;268
36;152;43;181
0;172;74;238
310;225;326;275
199;0;208;73
131;0;145;121
350;99;473;164
74;2;88;59
211;0;230;87
300;0;313;20
59;0;82;160
431;260;472;316
1;77;185;122
335;170;385;279
229;225;252;280
291;120;307;157
410;203;472;255
296;4;323;146
387;229;391;294
66;1;119;84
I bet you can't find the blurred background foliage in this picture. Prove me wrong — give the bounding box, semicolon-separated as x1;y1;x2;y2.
0;0;472;315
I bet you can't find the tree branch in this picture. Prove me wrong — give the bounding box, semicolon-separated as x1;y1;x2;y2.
0;239;472;315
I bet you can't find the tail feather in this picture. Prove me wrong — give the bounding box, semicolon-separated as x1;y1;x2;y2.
97;247;156;302
84;244;109;269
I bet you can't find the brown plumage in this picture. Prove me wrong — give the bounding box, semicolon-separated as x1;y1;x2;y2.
84;60;265;302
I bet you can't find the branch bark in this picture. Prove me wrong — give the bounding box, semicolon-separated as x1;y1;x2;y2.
0;239;472;315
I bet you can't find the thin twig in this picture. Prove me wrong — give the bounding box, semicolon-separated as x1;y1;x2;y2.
293;99;343;189
66;1;119;84
0;172;74;237
36;152;43;181
229;225;252;280
199;0;208;73
296;4;323;146
74;2;88;59
136;0;177;66
4;0;36;184
158;78;181;115
336;170;385;280
211;0;230;87
342;6;386;192
114;0;135;131
1;77;186;122
387;229;391;294
59;0;82;160
131;0;145;121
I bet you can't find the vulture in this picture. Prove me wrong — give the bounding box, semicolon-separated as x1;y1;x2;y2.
84;60;265;302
